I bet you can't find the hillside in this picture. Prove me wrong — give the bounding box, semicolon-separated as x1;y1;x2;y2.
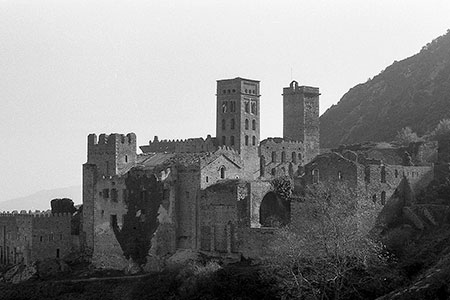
320;30;450;148
0;185;81;212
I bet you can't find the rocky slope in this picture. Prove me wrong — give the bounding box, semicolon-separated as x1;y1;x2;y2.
320;30;450;148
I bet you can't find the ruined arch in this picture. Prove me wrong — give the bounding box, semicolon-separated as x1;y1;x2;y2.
259;192;290;227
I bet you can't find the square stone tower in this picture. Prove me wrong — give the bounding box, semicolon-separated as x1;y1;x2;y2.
283;80;320;164
216;77;260;176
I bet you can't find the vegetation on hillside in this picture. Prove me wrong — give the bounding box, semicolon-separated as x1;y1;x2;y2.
320;30;450;148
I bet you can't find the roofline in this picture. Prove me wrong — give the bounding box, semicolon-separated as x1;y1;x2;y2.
216;77;260;83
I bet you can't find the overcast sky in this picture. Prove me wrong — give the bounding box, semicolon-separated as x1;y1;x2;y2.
1;0;450;202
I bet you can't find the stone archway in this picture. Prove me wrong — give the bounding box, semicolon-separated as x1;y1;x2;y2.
259;192;290;227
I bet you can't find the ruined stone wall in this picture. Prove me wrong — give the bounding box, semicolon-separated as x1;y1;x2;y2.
0;214;32;266
199;181;242;253
260;138;304;178
238;228;275;259
82;164;96;252
140;135;217;154
91;176;128;269
176;167;201;250
248;181;273;228
31;213;72;262
361;164;434;207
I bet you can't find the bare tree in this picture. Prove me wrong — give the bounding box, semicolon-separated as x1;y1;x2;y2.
265;182;384;300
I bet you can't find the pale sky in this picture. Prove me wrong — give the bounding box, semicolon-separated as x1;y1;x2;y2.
1;0;450;201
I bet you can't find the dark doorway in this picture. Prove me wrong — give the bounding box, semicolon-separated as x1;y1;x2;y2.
259;192;290;227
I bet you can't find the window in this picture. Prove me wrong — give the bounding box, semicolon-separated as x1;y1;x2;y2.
222;136;226;145
292;152;297;163
281;151;286;162
245;119;249;130
223;89;226;94
372;194;377;204
381;166;386;183
298;153;302;162
111;188;118;202
252;136;256;146
206;176;209;183
220;166;226;179
222;101;228;113
231;119;235;130
272;151;277;162
252;120;256;130
395;169;399;178
251;102;257;114
125;155;128;163
245;102;249;113
40;236;43;242
230;101;236;112
338;171;343;180
230;135;235;146
227;89;231;94
245;135;249;146
110;214;117;228
222;119;226;130
56;249;60;258
364;166;371;183
312;169;319;184
103;188;109;199
381;191;386;205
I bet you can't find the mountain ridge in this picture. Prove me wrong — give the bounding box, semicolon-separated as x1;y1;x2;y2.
0;185;81;212
320;30;450;148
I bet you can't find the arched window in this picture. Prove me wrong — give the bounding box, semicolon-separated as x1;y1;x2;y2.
381;191;386;205
245;102;249;113
252;136;256;145
281;151;286;162
381;166;386;183
292;152;297;163
222;119;226;130
312;169;319;183
245;135;249;146
251;102;257;114
220;166;226;179
231;118;235;130
272;151;277;162
222;101;228;113
252;120;256;130
245;119;249;130
230;135;235;146
222;136;226;145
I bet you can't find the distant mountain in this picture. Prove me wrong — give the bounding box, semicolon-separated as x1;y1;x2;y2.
320;30;450;148
0;185;81;212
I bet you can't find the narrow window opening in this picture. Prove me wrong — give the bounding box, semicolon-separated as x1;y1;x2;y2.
220;166;226;179
252;119;256;130
245;135;249;146
245;119;249;130
230;135;235;146
381;191;386;205
281;151;286;162
252;136;256;146
312;169;319;184
272;151;277;163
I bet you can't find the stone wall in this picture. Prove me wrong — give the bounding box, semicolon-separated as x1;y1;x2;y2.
140;135;217;154
259;138;304;178
31;213;72;262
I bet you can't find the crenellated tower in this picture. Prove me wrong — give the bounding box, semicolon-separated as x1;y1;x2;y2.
82;132;136;251
283;80;320;164
216;77;260;176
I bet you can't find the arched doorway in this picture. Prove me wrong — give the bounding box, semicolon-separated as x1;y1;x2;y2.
259;192;290;227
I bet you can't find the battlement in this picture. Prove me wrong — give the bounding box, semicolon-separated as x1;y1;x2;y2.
261;137;304;146
88;133;136;148
140;135;217;154
0;211;72;218
283;81;320;97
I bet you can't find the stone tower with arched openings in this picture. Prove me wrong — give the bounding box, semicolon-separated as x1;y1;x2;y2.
216;77;261;177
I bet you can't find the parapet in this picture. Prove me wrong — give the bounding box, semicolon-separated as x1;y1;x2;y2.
88;133;136;148
140;135;217;154
283;80;320;96
0;211;72;218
